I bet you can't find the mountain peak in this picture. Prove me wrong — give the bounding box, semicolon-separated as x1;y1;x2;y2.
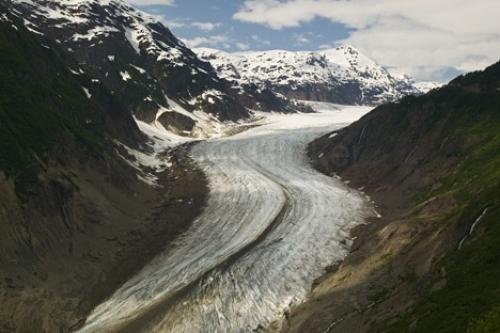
196;47;421;105
334;43;360;52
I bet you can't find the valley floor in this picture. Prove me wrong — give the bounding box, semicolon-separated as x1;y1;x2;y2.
76;104;374;332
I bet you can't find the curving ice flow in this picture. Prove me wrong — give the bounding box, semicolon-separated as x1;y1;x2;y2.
77;103;374;333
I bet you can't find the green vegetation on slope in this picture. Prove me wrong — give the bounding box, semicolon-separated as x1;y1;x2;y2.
376;64;500;332
309;61;500;333
383;141;500;332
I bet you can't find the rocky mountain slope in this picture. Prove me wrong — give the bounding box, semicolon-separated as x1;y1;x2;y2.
287;61;500;332
196;45;435;106
6;0;305;138
0;6;209;332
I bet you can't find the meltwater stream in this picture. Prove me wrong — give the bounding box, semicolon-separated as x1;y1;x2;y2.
78;104;373;333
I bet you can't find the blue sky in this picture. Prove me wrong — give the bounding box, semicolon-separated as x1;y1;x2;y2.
130;0;500;82
138;1;352;52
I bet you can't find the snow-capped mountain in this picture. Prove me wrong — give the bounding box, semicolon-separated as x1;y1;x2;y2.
6;0;275;137
413;81;443;93
196;46;427;105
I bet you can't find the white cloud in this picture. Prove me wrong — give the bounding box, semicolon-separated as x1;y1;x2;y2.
127;0;175;5
251;34;271;45
293;33;310;45
318;43;333;50
191;21;222;32
182;35;231;49
234;0;500;81
236;42;251;50
160;18;186;28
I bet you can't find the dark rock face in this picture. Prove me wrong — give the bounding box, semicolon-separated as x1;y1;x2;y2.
158;111;196;134
271;82;364;105
266;75;419;106
233;84;313;114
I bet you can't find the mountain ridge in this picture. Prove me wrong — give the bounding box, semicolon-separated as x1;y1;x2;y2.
196;45;439;106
